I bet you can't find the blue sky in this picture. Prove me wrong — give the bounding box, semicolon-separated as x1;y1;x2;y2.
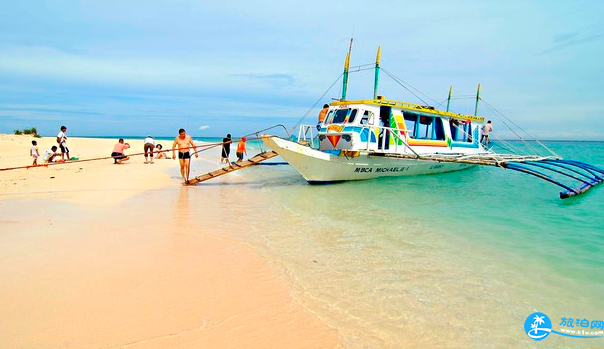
1;0;603;139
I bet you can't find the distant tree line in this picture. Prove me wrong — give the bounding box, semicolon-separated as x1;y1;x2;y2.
14;127;41;137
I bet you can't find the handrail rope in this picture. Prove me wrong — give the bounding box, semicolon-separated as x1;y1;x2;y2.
480;101;544;155
448;122;523;156
290;73;344;134
479;102;544;155
380;126;421;158
481;99;559;157
381;68;440;106
0;136;274;172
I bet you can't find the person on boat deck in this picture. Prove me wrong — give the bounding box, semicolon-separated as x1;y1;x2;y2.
111;139;131;164
236;137;247;163
481;120;493;147
317;104;329;130
221;133;232;164
172;128;198;183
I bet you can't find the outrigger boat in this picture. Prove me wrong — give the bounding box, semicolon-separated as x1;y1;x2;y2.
258;44;604;199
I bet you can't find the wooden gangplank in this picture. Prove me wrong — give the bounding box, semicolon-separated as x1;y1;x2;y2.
186;151;279;185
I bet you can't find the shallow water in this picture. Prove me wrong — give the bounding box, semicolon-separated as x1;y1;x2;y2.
185;141;604;348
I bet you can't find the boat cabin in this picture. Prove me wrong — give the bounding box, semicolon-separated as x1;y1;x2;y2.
317;98;484;154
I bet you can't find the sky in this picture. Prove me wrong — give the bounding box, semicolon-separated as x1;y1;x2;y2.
0;0;603;139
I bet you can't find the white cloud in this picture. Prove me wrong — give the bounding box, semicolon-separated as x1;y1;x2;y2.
198;125;210;130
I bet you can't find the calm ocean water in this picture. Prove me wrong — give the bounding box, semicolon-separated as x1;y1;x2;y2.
185;140;604;348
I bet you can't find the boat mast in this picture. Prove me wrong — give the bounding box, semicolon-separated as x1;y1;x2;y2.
446;85;453;112
474;83;481;116
341;38;353;101
373;46;381;99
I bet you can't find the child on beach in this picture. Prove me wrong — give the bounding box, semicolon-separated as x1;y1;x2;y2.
43;146;62;163
56;125;70;160
155;144;170;159
30;140;39;166
236;137;247;162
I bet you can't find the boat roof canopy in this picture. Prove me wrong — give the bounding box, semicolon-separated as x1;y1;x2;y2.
330;98;485;123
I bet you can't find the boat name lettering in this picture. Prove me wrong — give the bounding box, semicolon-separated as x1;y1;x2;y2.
430;165;444;169
376;166;410;173
354;167;372;173
354;167;410;173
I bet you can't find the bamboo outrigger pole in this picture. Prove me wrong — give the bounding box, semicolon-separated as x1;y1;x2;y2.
446;85;453;112
341;38;353;101
373;46;381;99
474;83;481;116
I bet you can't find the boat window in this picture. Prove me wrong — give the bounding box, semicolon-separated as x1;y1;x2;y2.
465;122;473;142
450;119;472;142
462;121;472;142
332;108;349;124
404;113;418;138
347;109;358;124
324;110;334;124
360;111;369;125
417;116;445;140
434;118;445;140
361;110;375;125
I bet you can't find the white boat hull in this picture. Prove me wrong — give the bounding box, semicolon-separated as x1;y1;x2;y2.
263;136;474;183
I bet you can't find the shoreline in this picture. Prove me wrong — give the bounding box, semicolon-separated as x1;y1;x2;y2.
0;134;341;348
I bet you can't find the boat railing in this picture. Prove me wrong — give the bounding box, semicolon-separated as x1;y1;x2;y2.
309;122;419;156
357;124;420;157
297;124;316;146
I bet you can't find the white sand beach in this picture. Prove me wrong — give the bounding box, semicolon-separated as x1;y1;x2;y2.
0;134;341;349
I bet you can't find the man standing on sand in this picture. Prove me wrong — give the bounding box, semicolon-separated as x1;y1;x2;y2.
221;133;232;164
56;125;70;160
172;128;198;183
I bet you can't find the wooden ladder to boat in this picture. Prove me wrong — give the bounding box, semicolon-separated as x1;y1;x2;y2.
186;151;279;185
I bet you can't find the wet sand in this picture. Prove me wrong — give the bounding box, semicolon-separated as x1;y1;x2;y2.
0;134;341;348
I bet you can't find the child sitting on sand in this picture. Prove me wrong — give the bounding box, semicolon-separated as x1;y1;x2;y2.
155;144;170;159
43;146;63;163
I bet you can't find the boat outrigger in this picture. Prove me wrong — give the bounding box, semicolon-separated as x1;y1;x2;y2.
188;43;604;199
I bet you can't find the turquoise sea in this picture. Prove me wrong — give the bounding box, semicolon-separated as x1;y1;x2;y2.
161;140;604;348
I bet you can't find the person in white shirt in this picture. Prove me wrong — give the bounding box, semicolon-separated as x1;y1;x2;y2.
480;120;493;147
30;140;40;166
144;136;155;164
43;146;61;163
56;126;70;160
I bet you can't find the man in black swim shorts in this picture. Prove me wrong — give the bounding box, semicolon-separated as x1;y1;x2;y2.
172;128;198;183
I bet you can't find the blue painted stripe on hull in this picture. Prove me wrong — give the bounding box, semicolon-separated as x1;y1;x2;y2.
450;141;479;148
